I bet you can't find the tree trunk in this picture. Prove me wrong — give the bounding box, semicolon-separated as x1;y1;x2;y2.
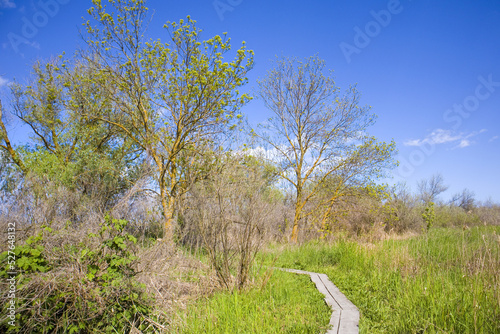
291;188;302;242
160;185;175;243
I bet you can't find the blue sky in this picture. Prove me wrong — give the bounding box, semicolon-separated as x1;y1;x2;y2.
1;0;499;202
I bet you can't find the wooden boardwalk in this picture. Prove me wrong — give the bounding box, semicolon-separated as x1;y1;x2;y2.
276;268;359;334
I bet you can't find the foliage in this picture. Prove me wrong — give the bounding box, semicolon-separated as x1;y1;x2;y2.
268;226;500;333
83;0;254;240
254;55;397;241
0;216;156;333
1;59;143;215
422;202;436;231
176;269;331;333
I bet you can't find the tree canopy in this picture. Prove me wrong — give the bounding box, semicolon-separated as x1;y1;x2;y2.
255;55;397;241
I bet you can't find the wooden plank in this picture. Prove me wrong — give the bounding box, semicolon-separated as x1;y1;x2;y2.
338;308;360;334
278;267;315;275
317;274;359;334
318;274;358;311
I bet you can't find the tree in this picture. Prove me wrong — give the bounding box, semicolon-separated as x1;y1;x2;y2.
417;173;448;204
0;99;26;173
451;188;475;212
255;55;396;242
0;60;141;214
82;0;254;241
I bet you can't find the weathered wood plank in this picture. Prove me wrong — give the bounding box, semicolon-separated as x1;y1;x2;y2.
318;274;358;311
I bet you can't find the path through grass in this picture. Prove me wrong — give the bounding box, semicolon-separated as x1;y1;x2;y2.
267;226;500;333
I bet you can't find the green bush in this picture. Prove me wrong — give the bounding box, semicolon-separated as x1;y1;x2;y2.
434;205;481;228
0;216;155;333
422;202;436;231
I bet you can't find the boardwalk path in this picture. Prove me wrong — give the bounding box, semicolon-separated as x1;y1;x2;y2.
275;268;359;334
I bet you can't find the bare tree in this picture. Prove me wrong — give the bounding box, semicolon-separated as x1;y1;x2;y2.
255;55;396;242
417;173;449;204
450;188;476;212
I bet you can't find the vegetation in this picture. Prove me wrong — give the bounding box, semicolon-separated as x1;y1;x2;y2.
268;226;500;333
254;55;396;242
176;270;331;333
0;216;155;333
0;0;499;332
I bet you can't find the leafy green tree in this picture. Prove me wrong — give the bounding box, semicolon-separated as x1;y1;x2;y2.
81;0;254;241
0;59;141;213
255;55;397;242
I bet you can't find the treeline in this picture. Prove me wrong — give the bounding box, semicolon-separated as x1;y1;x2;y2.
0;0;498;332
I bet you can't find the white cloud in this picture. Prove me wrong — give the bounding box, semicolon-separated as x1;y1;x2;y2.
404;129;462;147
458;139;471;148
0;0;15;9
403;139;422;146
0;76;8;87
404;128;487;149
489;136;499;143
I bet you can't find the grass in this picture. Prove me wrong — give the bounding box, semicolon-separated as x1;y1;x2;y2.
174;269;331;333
265;226;500;333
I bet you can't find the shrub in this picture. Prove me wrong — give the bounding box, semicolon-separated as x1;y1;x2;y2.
0;216;156;333
434;205;482;228
422;202;436;231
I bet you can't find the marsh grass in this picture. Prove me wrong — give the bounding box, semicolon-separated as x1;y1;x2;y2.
174;269;331;333
267;226;500;333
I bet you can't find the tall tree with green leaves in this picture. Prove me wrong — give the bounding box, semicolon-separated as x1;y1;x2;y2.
255;55;397;242
81;0;254;241
0;59;141;212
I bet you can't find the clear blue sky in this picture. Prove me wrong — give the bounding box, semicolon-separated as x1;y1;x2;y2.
1;0;499;202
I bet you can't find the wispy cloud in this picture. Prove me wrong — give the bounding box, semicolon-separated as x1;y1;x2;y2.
0;0;15;9
404;128;487;149
0;76;9;87
404;129;462;146
489;135;499;143
458;139;471;148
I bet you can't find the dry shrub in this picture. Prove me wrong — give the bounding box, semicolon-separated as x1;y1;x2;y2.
136;243;219;317
181;155;280;290
476;204;500;226
0;174;106;241
434;205;481;228
0;216;159;333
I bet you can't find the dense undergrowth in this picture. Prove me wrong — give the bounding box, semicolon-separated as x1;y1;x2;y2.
0;217;334;333
0;217;157;333
2;218;500;332
266;226;500;333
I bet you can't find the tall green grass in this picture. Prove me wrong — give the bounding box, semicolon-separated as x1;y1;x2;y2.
175;270;331;333
268;226;500;333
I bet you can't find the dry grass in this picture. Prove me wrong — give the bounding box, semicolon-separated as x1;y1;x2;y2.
136;242;219;314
